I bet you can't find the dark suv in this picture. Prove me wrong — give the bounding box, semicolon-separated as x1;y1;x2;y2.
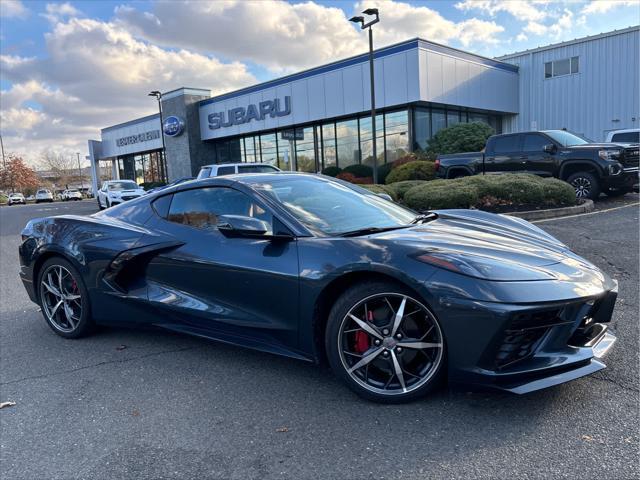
436;130;639;199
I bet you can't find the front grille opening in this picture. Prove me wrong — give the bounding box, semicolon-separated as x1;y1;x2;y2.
494;308;566;369
495;329;548;369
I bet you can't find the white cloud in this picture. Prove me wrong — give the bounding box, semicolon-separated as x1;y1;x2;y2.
581;0;640;15
0;0;29;19
41;2;82;23
353;0;504;48
523;8;575;38
115;0;506;73
1;18;257;163
455;0;550;22
516;32;528;42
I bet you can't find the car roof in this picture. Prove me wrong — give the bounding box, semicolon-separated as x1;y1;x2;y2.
608;128;639;134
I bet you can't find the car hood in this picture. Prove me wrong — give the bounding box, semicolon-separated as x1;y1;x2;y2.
371;209;604;282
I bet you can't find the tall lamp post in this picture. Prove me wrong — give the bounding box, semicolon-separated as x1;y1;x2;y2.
76;152;84;192
350;8;380;184
148;90;166;179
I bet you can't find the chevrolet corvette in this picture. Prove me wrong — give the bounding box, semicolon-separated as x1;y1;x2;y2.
19;173;617;402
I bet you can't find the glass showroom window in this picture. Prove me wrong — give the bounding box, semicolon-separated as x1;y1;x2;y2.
278;131;294;171
384;110;409;163
295;127;316;172
321;123;337;170
432;109;446;137
413;107;431;152
447;110;461;127
336;119;360;168
244;136;257;163
260;133;278;167
359;114;384;167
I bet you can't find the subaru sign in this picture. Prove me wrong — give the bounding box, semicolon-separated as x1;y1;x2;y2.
163;116;185;137
208;96;291;130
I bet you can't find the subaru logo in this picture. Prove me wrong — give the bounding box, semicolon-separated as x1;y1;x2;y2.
163;116;185;137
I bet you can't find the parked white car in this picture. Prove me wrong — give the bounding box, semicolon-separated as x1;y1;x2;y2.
196;163;280;179
35;189;54;203
605;128;639;144
97;180;146;209
7;193;26;205
61;189;83;201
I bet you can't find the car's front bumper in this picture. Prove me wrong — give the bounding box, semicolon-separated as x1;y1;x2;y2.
430;279;619;394
602;168;639;190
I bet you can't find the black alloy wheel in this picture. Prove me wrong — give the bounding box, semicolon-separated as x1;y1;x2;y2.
567;172;600;200
326;281;445;403
37;257;94;338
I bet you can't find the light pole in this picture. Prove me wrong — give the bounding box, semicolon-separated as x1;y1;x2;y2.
0;132;13;192
350;8;380;184
76;152;84;192
148;90;166;175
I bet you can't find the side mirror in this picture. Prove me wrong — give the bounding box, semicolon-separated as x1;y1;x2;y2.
376;193;393;202
217;215;269;237
543;144;556;153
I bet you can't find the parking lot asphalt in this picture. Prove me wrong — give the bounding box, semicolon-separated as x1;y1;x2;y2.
1;197;638;480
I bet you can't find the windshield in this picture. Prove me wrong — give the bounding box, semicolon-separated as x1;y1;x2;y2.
37;190;49;194
251;176;416;235
544;130;591;146
108;181;138;190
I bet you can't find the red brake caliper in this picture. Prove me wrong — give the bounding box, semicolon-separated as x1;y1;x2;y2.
354;310;374;353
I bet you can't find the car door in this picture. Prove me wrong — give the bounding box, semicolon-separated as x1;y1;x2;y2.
484;134;523;174
143;184;301;350
522;133;555;177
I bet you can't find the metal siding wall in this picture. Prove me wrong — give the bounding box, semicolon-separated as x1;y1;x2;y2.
199;49;418;141
503;28;639;141
421;48;519;113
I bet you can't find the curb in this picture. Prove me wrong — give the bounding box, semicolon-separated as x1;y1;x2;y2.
505;199;594;221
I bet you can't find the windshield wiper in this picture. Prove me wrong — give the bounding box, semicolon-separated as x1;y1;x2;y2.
338;226;410;237
410;212;438;224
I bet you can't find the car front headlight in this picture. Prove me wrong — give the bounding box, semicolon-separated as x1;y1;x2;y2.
599;149;622;161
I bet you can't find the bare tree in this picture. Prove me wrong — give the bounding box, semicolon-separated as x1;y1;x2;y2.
40;150;78;188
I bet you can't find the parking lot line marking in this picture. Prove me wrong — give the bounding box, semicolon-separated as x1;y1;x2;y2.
533;202;639;223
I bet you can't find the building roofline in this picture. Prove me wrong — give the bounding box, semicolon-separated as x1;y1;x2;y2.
200;37;517;106
496;25;639;59
101;113;160;134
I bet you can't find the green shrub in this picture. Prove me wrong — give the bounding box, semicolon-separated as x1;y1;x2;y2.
342;164;373;178
322;166;342;177
388;180;429;201
403;174;576;211
385;161;436;184
427;122;494;156
360;184;398;201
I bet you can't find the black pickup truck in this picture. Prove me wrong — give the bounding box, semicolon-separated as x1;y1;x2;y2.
435;130;639;199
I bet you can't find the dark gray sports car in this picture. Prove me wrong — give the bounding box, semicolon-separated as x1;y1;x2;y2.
19;173;617;402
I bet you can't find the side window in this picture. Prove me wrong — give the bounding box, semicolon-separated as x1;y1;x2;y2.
522;134;550;152
491;135;520;153
166;187;273;232
216;166;236;176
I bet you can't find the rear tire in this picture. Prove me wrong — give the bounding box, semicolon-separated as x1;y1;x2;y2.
37;257;94;339
325;281;446;403
566;171;600;200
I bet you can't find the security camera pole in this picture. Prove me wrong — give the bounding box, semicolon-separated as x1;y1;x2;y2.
350;8;380;184
148;90;166;167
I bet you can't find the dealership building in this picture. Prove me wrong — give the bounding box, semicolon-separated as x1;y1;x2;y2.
87;26;639;192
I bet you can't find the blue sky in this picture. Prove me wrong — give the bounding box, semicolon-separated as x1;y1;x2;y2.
1;0;639;163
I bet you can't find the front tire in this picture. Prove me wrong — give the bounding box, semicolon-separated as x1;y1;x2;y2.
37;257;94;338
325;281;446;403
567;171;600;200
